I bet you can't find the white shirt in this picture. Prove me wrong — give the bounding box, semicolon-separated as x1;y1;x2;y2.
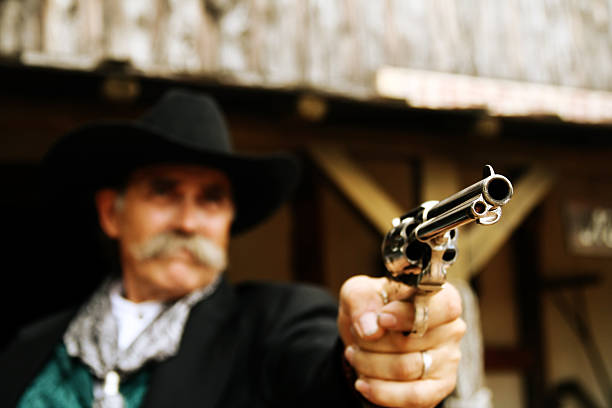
109;281;165;352
94;282;166;400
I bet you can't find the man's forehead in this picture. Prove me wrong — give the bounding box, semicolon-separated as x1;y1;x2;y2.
128;164;231;185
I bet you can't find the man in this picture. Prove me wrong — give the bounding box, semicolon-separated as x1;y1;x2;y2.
0;90;464;407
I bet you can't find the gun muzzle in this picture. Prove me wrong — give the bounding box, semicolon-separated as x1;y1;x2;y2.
415;172;513;242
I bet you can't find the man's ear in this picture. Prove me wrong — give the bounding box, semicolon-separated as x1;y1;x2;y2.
95;189;121;238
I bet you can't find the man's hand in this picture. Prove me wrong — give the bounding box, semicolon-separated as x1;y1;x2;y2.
338;276;465;408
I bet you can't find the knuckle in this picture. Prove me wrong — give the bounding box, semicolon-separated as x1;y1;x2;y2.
394;355;418;380
390;332;409;351
385;302;415;330
443;376;458;399
391;385;425;408
408;389;430;408
452;318;467;340
352;351;371;374
446;290;463;320
339;275;366;297
387;279;416;300
450;348;462;365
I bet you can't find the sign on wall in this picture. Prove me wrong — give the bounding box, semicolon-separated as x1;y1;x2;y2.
565;203;612;256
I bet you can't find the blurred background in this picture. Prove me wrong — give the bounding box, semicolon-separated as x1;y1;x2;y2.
1;1;611;407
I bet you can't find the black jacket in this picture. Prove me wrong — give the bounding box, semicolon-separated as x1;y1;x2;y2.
0;278;361;407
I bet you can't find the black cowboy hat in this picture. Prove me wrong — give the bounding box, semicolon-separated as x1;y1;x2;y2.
42;88;300;234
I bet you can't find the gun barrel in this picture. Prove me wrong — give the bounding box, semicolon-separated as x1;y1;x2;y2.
427;174;513;220
415;201;475;241
414;174;513;242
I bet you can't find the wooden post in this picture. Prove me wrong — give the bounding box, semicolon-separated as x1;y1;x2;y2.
308;142;403;235
291;154;326;285
515;209;547;408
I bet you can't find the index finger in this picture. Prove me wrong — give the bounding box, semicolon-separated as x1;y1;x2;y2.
380;276;422;303
377;283;462;333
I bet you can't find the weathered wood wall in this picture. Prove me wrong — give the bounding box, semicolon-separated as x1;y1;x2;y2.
1;0;612;96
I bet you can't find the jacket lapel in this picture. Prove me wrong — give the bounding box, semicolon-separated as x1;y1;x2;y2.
142;278;242;408
0;309;76;407
1;279;241;408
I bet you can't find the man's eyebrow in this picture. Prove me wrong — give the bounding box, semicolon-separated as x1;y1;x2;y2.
148;177;178;189
203;180;230;189
200;182;232;195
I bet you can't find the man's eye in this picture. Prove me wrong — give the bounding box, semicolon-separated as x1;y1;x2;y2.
203;187;230;203
150;180;175;196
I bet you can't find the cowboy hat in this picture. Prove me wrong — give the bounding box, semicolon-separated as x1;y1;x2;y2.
42;88;300;234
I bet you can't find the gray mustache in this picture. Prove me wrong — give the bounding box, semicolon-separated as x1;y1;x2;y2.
131;232;228;272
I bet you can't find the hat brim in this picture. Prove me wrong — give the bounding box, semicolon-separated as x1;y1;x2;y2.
42;121;301;234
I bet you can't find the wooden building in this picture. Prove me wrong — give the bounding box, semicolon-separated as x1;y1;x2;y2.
1;1;611;407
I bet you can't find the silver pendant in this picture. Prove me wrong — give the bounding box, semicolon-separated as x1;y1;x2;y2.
103;371;120;396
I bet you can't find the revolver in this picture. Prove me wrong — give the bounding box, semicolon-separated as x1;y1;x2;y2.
381;165;513;336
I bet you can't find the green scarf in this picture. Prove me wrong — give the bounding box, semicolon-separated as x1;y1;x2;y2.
18;343;149;408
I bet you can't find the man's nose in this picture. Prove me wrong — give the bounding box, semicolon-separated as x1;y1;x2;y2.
174;197;202;234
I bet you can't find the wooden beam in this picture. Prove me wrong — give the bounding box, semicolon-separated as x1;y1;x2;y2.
420;158;462;202
308;142;403;235
454;166;557;279
310;143;556;281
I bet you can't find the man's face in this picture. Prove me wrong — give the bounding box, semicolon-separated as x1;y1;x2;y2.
97;164;235;302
